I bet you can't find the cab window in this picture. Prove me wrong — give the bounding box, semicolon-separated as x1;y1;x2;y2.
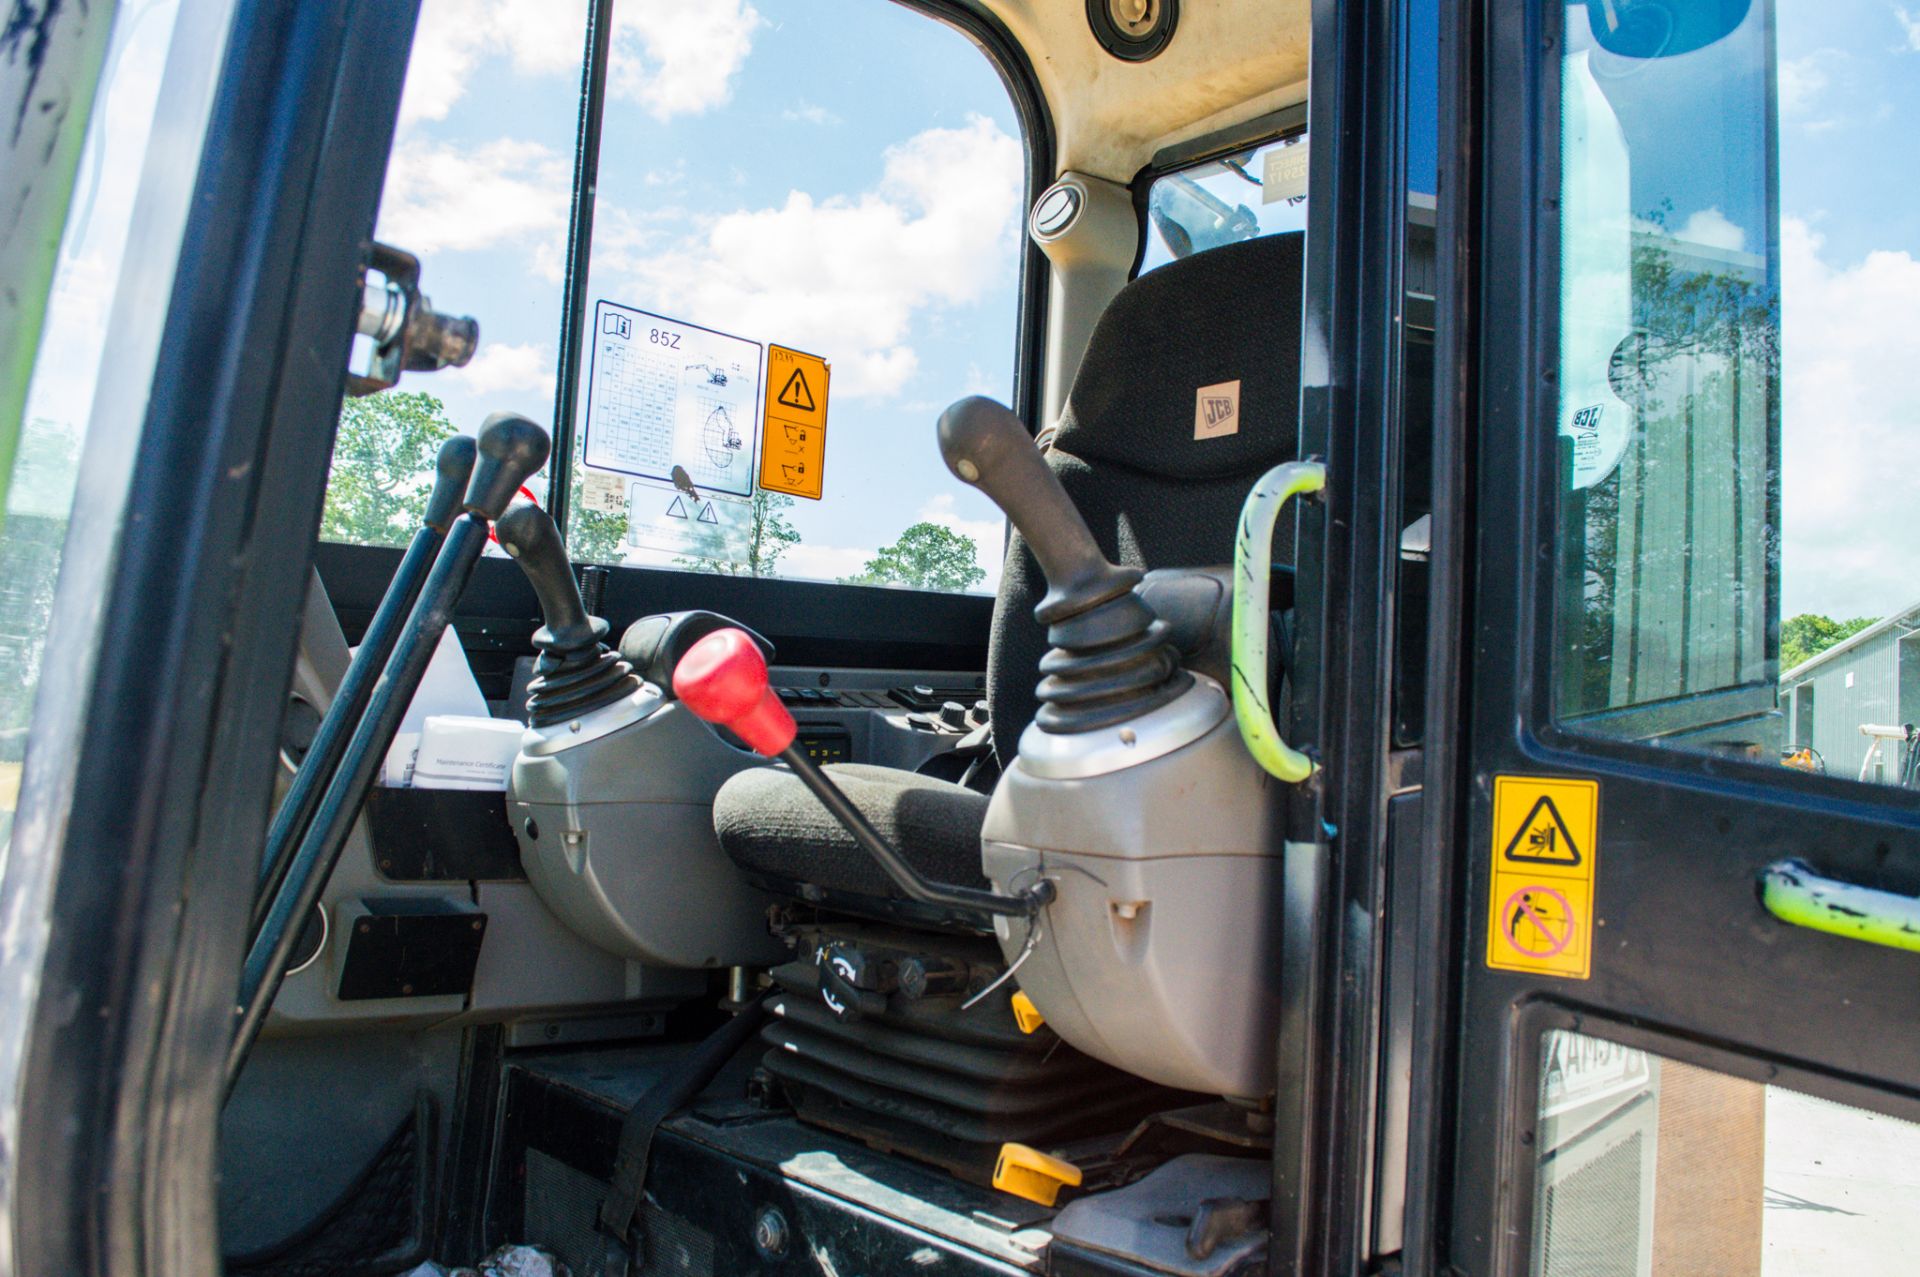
320;0;1024;601
562;0;1025;595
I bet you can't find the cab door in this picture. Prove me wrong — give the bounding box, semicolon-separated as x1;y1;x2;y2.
1430;0;1920;1272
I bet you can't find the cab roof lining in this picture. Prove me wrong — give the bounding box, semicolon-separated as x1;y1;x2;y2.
973;0;1310;183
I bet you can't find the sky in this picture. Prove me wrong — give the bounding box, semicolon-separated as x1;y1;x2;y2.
1771;0;1920;619
375;0;1022;591
23;0;1920;622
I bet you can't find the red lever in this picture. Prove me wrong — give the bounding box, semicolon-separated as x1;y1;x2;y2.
672;627;796;756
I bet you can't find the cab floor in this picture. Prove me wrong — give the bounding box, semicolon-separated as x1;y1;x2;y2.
491;1043;1060;1274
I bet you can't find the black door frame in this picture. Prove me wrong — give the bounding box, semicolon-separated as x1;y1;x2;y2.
1274;0;1423;1271
1;1;420;1271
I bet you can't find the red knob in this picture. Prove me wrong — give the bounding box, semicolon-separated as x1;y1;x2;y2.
672;627;796;756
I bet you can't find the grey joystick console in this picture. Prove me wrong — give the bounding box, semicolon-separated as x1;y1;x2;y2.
937;396;1190;732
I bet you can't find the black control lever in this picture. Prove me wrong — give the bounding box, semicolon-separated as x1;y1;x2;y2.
938;396;1189;732
252;435;474;937
494;502;640;725
229;413;551;1096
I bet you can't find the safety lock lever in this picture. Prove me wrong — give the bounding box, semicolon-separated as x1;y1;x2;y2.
672;627;1053;921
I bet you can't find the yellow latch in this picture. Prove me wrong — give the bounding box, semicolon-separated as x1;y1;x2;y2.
993;1142;1082;1207
1010;990;1046;1034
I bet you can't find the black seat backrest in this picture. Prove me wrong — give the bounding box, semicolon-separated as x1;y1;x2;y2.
987;232;1306;765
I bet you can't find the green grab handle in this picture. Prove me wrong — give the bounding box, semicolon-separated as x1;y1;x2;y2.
1232;460;1326;783
1761;858;1920;956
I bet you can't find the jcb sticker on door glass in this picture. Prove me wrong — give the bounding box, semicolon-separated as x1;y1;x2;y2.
1487;775;1598;979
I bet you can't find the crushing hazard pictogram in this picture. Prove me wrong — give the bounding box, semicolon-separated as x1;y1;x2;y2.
1501;794;1583;866
1486;775;1599;979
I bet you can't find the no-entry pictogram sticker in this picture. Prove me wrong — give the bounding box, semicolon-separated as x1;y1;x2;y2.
1486;776;1598;979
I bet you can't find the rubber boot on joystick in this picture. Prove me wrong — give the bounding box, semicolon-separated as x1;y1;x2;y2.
938;396;1190;733
494;502;641;726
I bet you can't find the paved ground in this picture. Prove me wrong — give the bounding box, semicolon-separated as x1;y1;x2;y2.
1763;1087;1920;1272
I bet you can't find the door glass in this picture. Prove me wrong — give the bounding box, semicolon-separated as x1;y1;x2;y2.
1530;1029;1920;1274
1550;0;1920;790
2;0;197;844
561;0;1024;594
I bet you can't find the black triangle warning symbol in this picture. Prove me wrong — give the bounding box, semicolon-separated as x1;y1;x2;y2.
665;495;688;519
1502;795;1583;866
777;367;815;413
696;501;719;524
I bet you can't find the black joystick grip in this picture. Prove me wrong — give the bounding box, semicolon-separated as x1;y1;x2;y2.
464;412;551;519
495;503;600;655
938;396;1139;624
424;435;478;534
937;397;1189;736
493;500;639;726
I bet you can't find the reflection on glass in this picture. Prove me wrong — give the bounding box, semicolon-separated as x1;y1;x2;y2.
1;0;187;838
1555;0;1778;748
1532;1029;1920;1275
1554;0;1920;790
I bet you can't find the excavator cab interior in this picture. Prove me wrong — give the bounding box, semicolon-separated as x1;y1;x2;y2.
210;6;1340;1272
14;0;1920;1274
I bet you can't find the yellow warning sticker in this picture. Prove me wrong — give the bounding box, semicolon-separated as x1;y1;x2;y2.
759;344;830;499
1486;775;1599;979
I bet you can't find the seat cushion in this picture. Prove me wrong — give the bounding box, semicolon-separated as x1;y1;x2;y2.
714;763;990;900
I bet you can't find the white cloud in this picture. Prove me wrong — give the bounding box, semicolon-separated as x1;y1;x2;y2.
598;114;1024;400
447;341;556;398
1779;217;1920;616
1778;50;1842;116
776;542;876;584
1897;5;1920;51
401;0;760;129
376;138;570;276
399;0;583;127
1636;206;1749;253
783;100;842;126
610;1;762;120
1674;207;1748;253
919;493;1005;592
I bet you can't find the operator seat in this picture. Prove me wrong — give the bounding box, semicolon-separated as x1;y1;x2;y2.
713;232;1305;917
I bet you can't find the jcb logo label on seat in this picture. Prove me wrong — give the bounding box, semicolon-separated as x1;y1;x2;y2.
1194;380;1241;439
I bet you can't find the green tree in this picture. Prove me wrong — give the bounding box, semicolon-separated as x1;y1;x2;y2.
843;521;985;593
1780;613;1876;672
565;468;631;564
321;391;457;547
675;489;801;577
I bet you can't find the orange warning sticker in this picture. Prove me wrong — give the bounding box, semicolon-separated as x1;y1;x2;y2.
759;345;830;499
1486;775;1599;979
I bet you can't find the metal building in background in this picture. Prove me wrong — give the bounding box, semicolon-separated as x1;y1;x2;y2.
1780;602;1920;785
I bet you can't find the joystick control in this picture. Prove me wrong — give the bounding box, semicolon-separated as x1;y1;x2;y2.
494;503;641;726
938;396;1189;732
